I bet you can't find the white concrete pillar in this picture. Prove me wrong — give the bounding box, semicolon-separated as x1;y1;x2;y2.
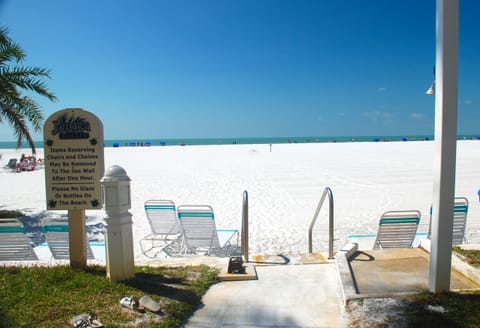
101;165;135;281
429;0;459;293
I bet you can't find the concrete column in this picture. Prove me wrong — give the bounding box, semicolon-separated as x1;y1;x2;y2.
101;165;135;281
429;0;459;293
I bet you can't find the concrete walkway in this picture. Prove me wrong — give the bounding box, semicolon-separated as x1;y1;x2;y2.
184;263;346;328
164;244;480;327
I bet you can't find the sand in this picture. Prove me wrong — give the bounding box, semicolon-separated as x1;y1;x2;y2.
1;140;480;263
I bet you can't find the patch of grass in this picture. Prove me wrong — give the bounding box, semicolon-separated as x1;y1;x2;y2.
453;246;480;267
0;265;219;327
0;210;23;218
405;291;480;327
347;291;480;327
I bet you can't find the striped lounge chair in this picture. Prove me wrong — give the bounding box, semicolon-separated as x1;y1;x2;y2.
177;205;238;256
428;197;469;245
140;200;183;257
0;218;38;261
373;210;421;250
43;218;95;260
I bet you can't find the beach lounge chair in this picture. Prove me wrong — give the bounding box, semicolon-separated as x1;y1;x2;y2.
428;197;469;245
5;158;17;171
177;205;238;256
373;210;421;250
0;218;38;260
140;200;183;257
43;218;94;260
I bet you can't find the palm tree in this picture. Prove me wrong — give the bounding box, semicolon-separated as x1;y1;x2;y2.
0;26;56;154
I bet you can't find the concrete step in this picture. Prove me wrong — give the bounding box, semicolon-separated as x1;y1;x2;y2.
250;252;331;265
185;263;346;327
218;252;331;281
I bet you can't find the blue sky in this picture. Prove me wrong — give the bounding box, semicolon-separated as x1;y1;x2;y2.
0;0;479;141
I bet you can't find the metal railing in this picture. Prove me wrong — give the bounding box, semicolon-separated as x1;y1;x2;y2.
241;190;249;262
308;187;335;259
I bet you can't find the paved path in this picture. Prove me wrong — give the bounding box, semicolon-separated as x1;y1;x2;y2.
184;263;346;328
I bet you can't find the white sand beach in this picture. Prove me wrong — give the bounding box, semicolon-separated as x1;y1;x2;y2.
1;140;480;263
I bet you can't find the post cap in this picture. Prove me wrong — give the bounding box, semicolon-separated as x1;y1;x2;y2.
102;165;130;182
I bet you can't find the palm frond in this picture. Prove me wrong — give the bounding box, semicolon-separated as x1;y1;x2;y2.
0;100;36;153
1;66;56;100
0;26;9;44
15;96;43;131
0;27;26;64
0;45;26;65
0;25;55;153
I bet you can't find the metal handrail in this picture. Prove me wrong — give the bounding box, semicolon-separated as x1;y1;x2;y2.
241;190;249;262
308;187;334;259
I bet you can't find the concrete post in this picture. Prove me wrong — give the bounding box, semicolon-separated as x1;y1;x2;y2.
429;0;459;293
101;165;135;281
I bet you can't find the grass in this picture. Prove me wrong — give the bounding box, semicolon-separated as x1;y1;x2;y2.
0;264;219;327
403;290;480;327
0;210;220;326
349;291;480;328
0;210;23;219
453;246;480;267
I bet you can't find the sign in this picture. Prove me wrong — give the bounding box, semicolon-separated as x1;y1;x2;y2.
44;108;104;210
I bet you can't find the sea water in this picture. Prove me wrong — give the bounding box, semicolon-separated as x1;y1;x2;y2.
1;134;479;149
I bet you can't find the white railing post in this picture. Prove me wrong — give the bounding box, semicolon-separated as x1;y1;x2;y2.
242;190;249;262
308;187;334;259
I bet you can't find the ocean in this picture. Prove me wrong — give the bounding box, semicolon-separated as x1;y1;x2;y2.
0;134;479;149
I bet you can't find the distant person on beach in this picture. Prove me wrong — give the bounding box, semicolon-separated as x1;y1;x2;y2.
478;189;480;202
16;154;35;172
16;154;28;172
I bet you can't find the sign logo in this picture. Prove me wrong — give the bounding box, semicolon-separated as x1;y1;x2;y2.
51;113;91;140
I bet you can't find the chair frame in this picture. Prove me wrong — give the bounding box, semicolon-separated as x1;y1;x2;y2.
140;200;182;258
177;205;238;256
0;218;38;261
373;210;421;250
43;218;94;260
428;196;469;245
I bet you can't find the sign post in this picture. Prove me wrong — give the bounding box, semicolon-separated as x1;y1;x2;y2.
44;108;104;268
68;209;87;268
